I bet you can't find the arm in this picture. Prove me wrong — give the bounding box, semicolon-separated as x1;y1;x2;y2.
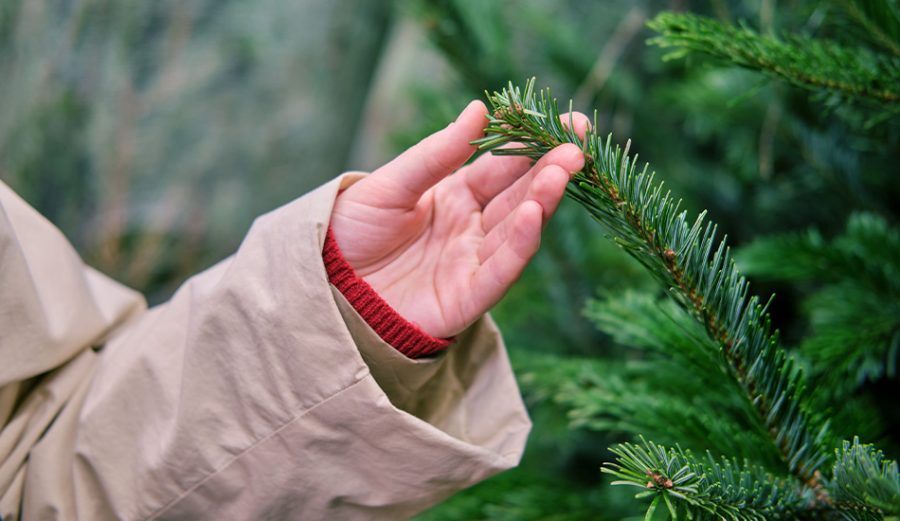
0;181;145;518
5;101;587;520
57;173;531;520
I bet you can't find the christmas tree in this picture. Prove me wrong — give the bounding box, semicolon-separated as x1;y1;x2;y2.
408;1;899;519
474;76;898;519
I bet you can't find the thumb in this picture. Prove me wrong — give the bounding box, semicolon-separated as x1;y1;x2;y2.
368;100;488;208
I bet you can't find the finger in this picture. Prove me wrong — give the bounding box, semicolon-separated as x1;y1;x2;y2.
477;164;569;262
481;143;584;231
560;111;591;140
469;200;543;312
530;163;571;223
462;147;533;207
368;100;488;209
464;111;590;206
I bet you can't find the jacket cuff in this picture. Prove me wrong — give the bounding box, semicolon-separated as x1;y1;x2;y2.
322;227;452;358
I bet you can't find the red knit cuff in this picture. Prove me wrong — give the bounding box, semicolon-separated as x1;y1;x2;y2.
323;227;452;358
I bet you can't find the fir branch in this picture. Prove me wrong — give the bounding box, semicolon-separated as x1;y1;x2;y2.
830;438;900;517
837;0;900;58
578;291;785;468
739;213;900;287
515;335;782;470
601;437;810;520
739;213;900;395
473;78;831;488
646;12;900;104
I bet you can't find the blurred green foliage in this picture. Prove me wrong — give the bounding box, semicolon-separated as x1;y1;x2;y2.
1;0;390;302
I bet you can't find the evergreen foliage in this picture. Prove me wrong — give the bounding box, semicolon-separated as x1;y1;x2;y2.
739;213;900;398
518;292;782;469
647;11;900;106
604;437;810;520
831;438;900;518
472;78;900;519
404;1;900;518
836;0;900;57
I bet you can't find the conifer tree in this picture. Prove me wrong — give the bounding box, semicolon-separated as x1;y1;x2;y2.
406;2;900;518
647;11;900;106
473;76;899;520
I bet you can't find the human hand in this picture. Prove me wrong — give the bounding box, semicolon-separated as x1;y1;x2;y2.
330;101;588;338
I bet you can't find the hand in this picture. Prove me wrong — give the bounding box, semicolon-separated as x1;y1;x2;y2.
330;101;588;338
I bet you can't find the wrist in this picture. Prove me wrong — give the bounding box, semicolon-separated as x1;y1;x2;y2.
323;227;452;358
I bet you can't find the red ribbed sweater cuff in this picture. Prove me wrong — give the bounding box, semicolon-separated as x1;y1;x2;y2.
322;227;452;358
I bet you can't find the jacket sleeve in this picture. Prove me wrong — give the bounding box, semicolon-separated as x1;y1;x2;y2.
0;181;146;390
15;174;531;520
0;181;146;519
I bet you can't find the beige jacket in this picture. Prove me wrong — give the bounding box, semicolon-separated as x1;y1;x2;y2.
0;174;531;520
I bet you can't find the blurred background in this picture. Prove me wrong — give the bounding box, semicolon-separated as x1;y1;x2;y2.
2;1;898;519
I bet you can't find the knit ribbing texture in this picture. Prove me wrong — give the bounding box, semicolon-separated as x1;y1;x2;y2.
323;227;452;358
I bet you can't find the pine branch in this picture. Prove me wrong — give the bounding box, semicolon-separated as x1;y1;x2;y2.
515;334;782;470
739;213;900;287
473;78;831;488
837;0;900;58
601;437;810;520
472;78;900;520
739;213;900;395
831;438;900;518
646;12;900;104
473;79;840;486
578;291;785;468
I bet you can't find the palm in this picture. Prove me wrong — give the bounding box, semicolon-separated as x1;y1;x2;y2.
331;101;586;338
